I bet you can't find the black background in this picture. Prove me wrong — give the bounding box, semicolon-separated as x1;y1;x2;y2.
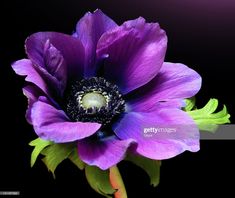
0;0;235;197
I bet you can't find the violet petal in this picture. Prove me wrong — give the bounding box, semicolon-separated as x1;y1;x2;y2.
97;17;167;94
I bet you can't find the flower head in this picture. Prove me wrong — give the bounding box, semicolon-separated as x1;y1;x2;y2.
12;9;201;170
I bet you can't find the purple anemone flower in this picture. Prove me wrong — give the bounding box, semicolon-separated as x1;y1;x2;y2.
12;10;201;170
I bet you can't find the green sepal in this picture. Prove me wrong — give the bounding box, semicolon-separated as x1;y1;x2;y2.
125;154;161;187
184;97;196;111
68;147;85;170
40;143;76;178
29;138;53;167
85;165;116;198
186;98;230;132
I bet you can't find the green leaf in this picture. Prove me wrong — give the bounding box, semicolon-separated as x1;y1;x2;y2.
41;143;75;177
109;166;127;198
125;154;161;187
186;98;230;132
184;97;196;111
68;147;85;170
29;138;53;167
85;165;116;198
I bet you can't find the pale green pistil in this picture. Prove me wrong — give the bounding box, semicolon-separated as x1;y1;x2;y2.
82;92;107;109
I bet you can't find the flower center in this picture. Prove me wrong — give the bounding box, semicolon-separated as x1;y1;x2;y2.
81;92;107;110
65;77;125;125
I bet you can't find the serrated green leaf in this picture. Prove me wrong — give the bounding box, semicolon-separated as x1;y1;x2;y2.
29;138;53;167
186;98;230;132
68;148;85;170
109;166;127;198
85;165;116;198
41;143;75;177
184;97;196;111
125;154;161;187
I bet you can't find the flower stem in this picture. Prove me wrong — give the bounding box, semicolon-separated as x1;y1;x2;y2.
109;165;127;198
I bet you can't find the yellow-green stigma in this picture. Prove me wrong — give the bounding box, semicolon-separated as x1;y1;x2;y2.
82;92;107;110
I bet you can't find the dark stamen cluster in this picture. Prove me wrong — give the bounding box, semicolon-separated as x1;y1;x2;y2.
65;77;125;125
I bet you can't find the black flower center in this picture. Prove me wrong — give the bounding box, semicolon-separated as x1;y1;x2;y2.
64;77;125;125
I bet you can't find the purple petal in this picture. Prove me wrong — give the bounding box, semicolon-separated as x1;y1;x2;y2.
12;59;51;97
128;62;202;112
75;9;117;77
113;108;199;160
43;40;67;94
77;136;135;170
31;97;101;143
25;32;85;82
23;85;59;124
23;85;43;124
97;17;167;94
